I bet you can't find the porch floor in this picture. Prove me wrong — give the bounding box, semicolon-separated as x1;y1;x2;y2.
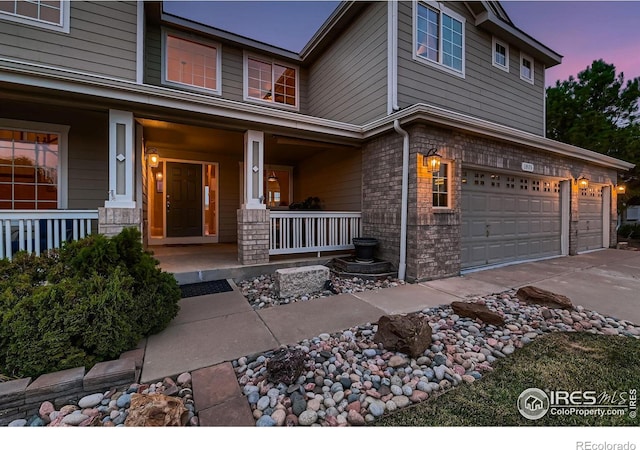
148;243;352;285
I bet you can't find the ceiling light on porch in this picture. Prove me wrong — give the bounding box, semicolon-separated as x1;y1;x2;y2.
616;184;626;194
267;171;278;182
147;147;159;168
577;176;589;189
422;148;442;173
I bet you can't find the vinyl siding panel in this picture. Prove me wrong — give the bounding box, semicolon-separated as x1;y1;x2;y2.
0;1;138;80
396;1;545;135
306;2;388;124
220;45;244;102
294;148;362;211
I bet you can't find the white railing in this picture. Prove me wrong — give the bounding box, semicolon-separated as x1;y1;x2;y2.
269;211;361;256
0;210;99;260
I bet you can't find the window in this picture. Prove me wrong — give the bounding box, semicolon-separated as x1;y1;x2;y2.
415;1;465;76
492;37;509;72
164;33;221;94
432;162;449;208
520;53;534;84
0;128;60;209
245;55;298;108
0;0;69;32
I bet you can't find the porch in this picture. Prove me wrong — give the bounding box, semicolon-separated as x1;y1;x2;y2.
149;242;354;285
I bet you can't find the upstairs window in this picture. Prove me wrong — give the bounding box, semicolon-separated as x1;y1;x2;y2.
0;0;69;32
520;53;534;84
164;33;221;94
492;37;509;72
245;55;298;109
415;1;465;76
432;162;450;208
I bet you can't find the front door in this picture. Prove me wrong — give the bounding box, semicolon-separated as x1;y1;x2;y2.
166;162;202;237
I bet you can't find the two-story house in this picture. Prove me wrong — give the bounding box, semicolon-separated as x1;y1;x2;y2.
0;1;634;281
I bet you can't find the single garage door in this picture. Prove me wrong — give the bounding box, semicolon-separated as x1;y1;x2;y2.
461;169;562;269
577;186;603;252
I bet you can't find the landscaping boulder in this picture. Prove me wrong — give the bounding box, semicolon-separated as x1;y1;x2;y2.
516;286;573;310
373;313;432;358
275;265;330;298
266;348;307;385
451;301;505;326
124;393;188;426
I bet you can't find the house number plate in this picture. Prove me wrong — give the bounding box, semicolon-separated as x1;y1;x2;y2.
521;162;534;172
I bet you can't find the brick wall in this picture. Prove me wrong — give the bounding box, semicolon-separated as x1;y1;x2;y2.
98;207;142;237
237;209;270;265
362;123;619;282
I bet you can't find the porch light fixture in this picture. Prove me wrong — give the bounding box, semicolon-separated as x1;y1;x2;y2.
423;148;442;173
267;171;278;182
616;184;626;194
146;147;159;168
577;176;589;189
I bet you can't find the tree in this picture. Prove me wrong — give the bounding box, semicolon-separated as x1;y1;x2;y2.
546;59;640;216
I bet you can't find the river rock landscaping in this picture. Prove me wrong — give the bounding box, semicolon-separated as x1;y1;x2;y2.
237;273;405;310
231;289;640;427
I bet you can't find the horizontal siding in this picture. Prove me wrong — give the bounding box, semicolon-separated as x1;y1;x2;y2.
306;2;388;124
396;1;545;135
0;1;138;80
144;22;161;85
220;45;244;103
294;148;362;211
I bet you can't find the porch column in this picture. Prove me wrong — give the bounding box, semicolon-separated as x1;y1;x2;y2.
237;130;269;264
98;109;142;237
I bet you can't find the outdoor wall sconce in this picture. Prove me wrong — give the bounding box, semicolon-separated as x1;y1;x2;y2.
423;148;442;173
616;184;627;194
576;176;589;189
146;147;159;168
155;171;163;193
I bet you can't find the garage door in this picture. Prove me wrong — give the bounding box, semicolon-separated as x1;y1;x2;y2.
577;186;603;252
461;169;562;269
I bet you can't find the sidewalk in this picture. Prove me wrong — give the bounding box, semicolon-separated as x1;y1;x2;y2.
140;248;640;425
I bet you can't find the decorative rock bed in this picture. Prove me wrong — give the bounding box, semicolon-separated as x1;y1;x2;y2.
231;289;640;427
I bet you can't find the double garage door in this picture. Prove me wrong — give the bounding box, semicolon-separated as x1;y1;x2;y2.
461;169;606;269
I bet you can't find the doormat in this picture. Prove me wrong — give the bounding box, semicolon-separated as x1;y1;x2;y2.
180;279;233;298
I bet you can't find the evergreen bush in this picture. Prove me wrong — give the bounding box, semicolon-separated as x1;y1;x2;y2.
0;228;180;378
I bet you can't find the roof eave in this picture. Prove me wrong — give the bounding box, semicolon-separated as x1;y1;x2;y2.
475;10;563;67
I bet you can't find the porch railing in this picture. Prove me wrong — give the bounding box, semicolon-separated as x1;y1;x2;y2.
269;211;361;256
0;210;99;260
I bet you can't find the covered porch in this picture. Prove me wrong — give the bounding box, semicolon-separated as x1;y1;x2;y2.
149;242;354;284
0;90;364;264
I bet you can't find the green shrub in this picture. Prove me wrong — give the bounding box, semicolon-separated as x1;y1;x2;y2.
0;228;180;378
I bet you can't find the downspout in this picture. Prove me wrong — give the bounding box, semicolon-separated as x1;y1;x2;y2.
389;1;408;281
394;119;409;281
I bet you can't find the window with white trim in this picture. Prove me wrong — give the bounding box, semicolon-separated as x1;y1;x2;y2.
163;33;221;94
492;37;509;72
0;0;69;32
520;53;534;84
245;55;298;108
432;162;450;208
415;1;465;76
0;128;61;209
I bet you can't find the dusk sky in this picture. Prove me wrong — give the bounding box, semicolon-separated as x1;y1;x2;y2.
163;1;640;87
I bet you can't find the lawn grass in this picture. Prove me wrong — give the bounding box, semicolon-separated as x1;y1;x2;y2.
374;332;640;426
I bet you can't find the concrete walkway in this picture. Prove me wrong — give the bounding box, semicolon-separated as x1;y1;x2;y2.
139;248;640;425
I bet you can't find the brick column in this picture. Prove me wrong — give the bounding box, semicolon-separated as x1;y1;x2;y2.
237;209;270;265
98;207;142;237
